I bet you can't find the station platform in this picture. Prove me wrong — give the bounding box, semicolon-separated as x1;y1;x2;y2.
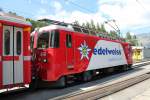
101;78;150;100
100;62;150;100
132;86;150;100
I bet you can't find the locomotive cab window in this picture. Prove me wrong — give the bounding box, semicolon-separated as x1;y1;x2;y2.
37;32;49;48
50;30;59;48
66;34;72;48
30;35;34;49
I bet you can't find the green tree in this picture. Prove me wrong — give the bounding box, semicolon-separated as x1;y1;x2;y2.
26;18;48;32
126;32;132;40
140;43;143;46
109;30;118;38
125;32;138;46
85;22;90;29
8;11;17;15
90;20;96;30
96;23;101;32
73;20;80;26
133;35;137;39
132;35;138;46
82;23;86;27
101;24;106;33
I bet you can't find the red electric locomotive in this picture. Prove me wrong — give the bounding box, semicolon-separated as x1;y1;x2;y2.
30;19;133;88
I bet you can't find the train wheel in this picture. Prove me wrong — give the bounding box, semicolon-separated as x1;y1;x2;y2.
29;78;38;91
128;64;133;70
55;76;66;88
82;71;92;82
123;65;129;71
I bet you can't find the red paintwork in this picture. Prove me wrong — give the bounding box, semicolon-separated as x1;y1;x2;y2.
0;20;30;28
33;28;133;82
122;42;133;65
0;24;2;89
2;83;24;89
0;17;31;89
2;56;19;61
23;30;31;84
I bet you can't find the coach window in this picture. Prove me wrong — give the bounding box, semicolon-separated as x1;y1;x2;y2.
50;30;59;48
4;30;10;55
66;34;72;48
16;31;22;55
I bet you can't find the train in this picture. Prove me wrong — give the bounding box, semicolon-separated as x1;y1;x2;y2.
0;12;133;91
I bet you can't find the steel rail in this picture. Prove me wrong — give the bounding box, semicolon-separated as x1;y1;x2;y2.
133;60;150;68
52;73;150;100
51;62;150;100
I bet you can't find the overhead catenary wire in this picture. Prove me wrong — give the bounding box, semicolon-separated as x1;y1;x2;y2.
65;0;95;13
136;0;147;10
1;7;35;19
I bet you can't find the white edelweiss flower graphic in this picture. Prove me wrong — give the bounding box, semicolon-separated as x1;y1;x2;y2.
78;40;91;60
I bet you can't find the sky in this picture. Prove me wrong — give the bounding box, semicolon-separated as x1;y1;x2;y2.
0;0;150;35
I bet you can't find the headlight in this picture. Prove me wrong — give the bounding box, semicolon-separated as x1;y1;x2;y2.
43;59;47;63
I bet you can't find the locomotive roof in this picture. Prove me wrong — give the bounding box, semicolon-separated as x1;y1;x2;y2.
38;24;74;33
36;19;126;43
36;24;126;42
0;12;31;26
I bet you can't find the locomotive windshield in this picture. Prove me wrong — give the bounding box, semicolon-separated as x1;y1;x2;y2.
37;32;50;48
49;30;59;48
37;30;59;48
30;35;34;49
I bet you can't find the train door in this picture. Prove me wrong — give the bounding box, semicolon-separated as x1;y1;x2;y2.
66;33;74;69
2;25;23;85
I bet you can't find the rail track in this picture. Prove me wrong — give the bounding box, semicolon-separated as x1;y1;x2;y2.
133;60;150;68
1;61;150;100
51;61;150;100
51;73;150;100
